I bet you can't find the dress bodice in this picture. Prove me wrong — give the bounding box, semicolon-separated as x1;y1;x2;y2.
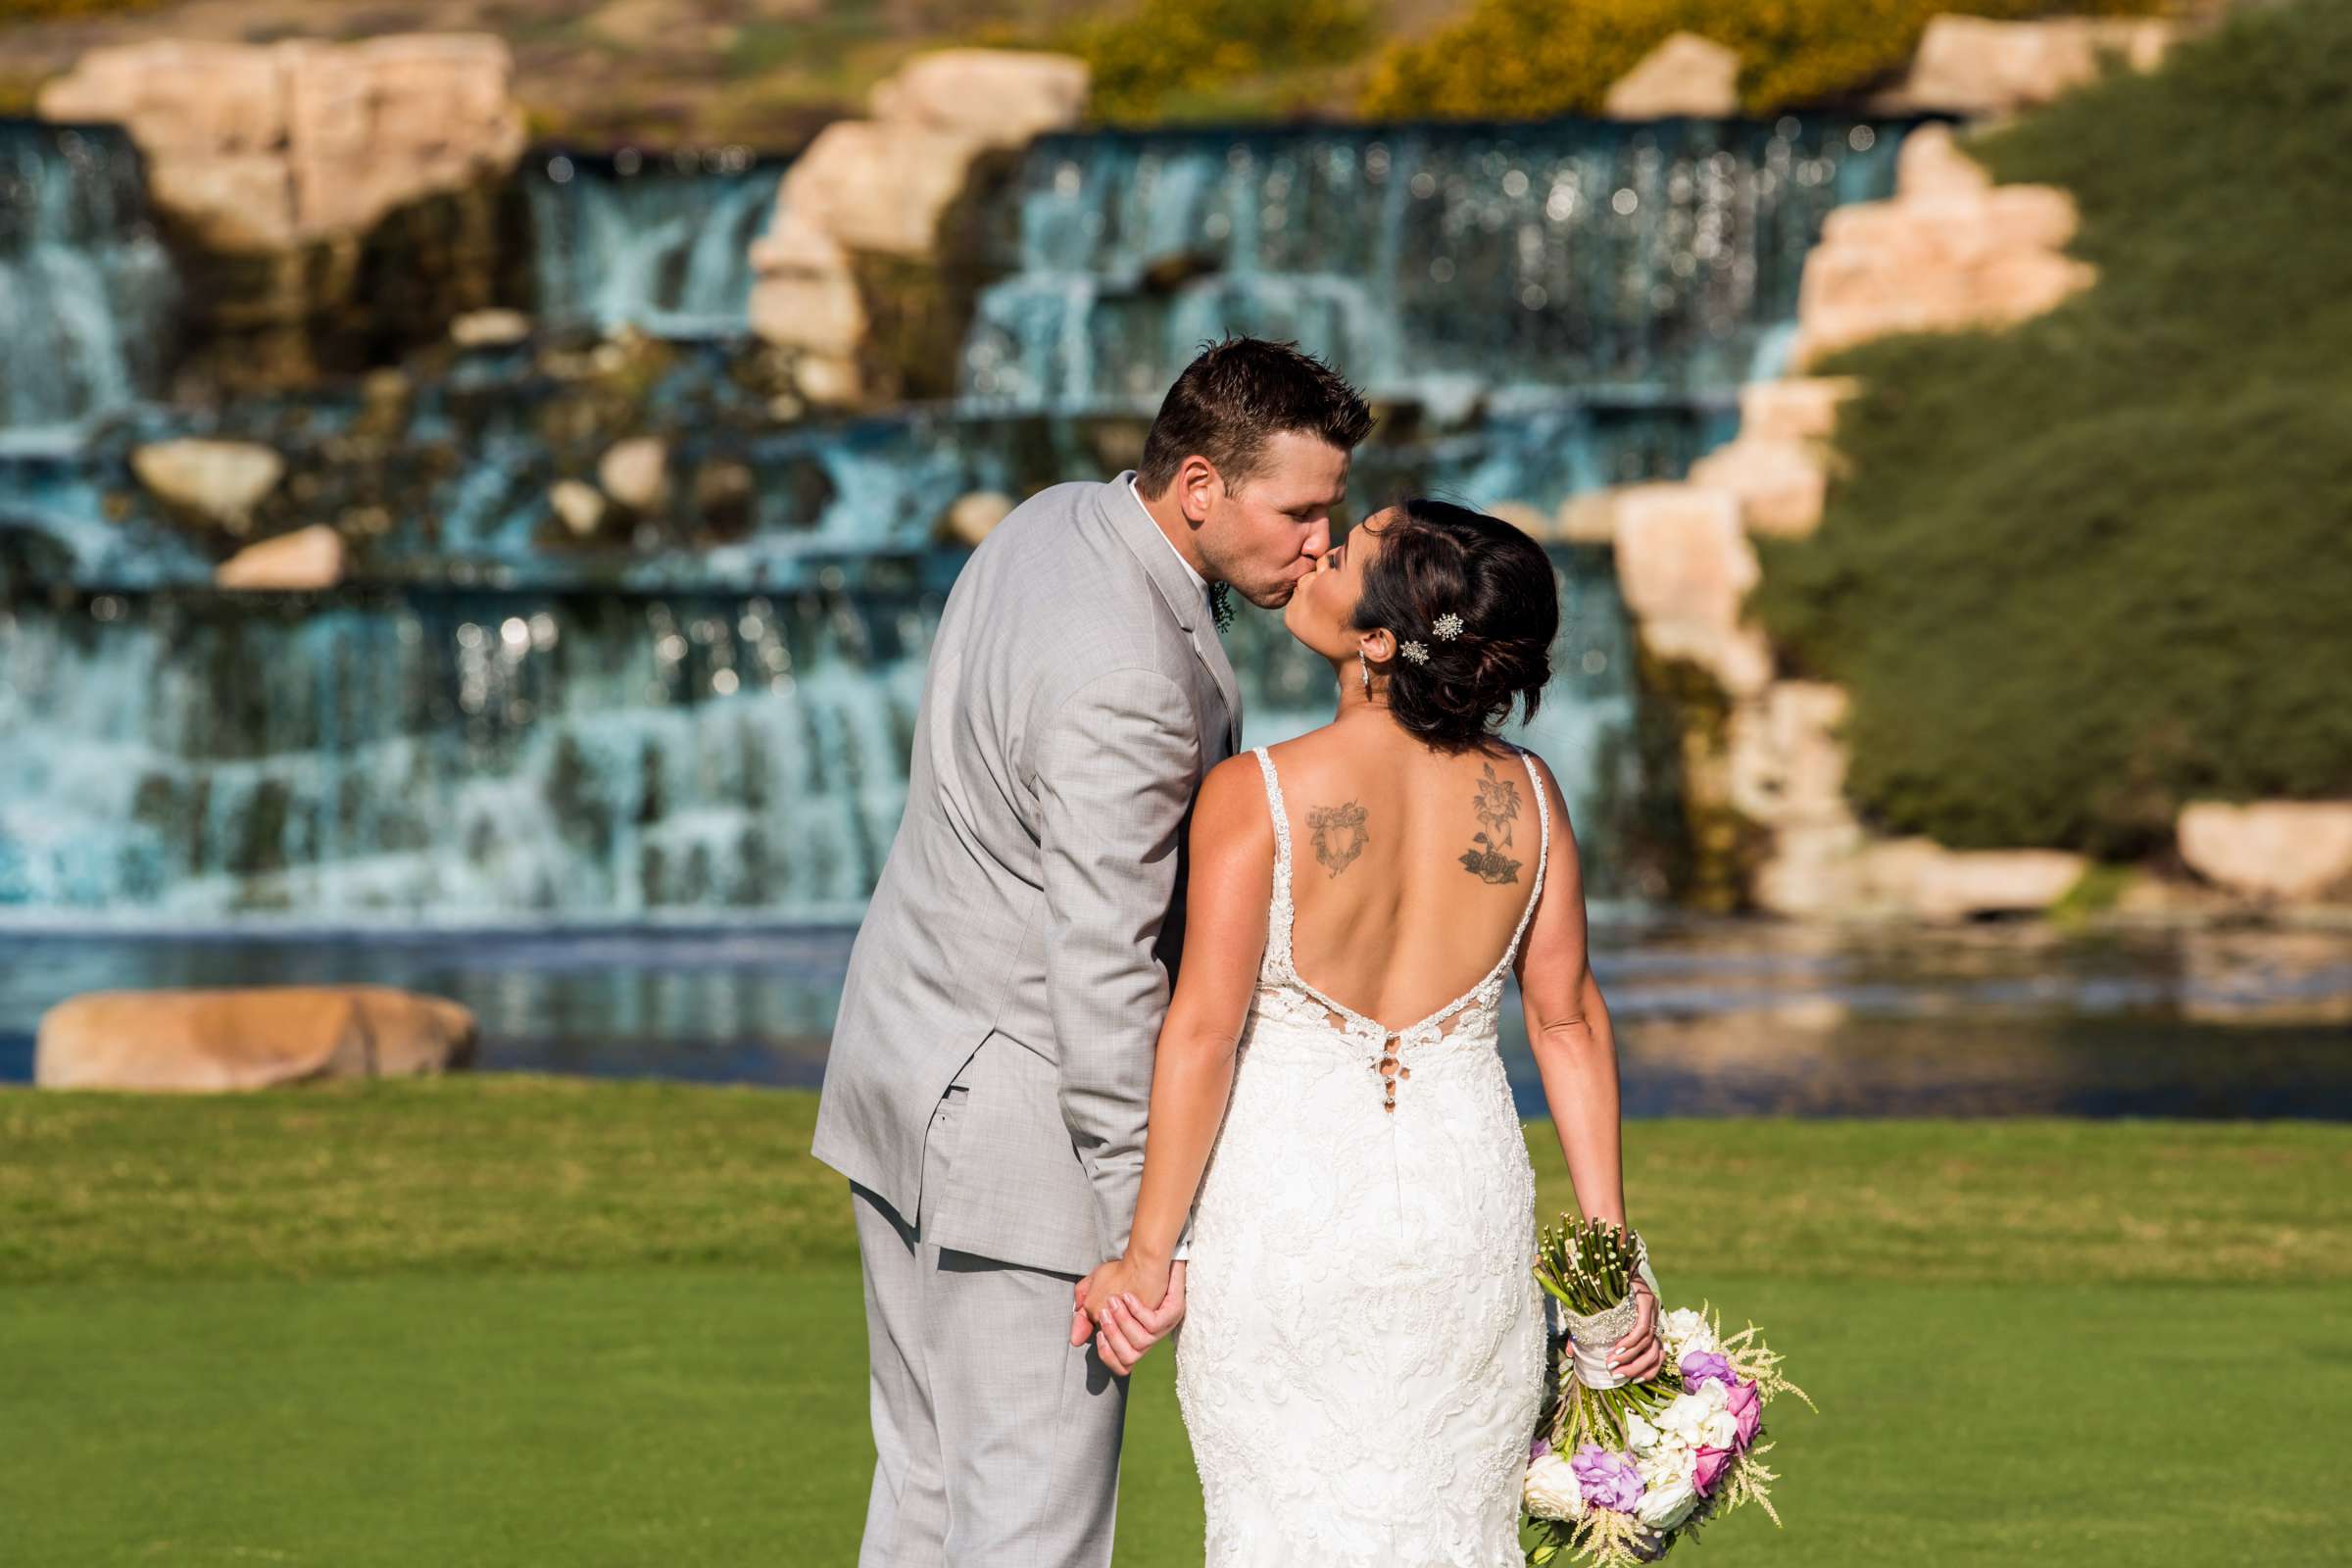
1245;745;1550;1109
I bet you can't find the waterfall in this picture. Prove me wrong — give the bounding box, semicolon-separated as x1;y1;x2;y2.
0;121;180;435
0;112;1904;925
0;538;1645;923
959;118;1900;410
520;149;783;336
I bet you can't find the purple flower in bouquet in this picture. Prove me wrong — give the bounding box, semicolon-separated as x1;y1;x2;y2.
1726;1379;1762;1449
1679;1350;1736;1390
1531;1437;1552;1461
1692;1446;1735;1496
1572;1444;1644;1513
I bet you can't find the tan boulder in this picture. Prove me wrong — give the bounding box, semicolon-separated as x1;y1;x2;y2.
1687;436;1827;537
781;120;991;260
598;437;670;513
216;524;346;591
35;986;476;1092
942;491;1016;548
1602;31;1741;120
40;34;525;253
548;479;608;538
2178;801;2352;901
450;308;532;348
792;353;862;407
1789;125;2093;369
1737;377;1858;444
1853;839;2090;922
1732;682;1871;917
130;439;285;533
1901;15;2178;119
1728;682;1851;831
869;49;1090;147
749;215;869;360
1612;484;1770;697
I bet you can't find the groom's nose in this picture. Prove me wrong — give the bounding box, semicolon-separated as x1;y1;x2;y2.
1301;520;1332;560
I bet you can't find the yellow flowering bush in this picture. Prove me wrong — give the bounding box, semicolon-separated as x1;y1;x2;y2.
1361;0;2173;122
1068;0;1381;121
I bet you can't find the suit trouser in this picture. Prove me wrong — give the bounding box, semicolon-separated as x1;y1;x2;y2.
850;1086;1128;1568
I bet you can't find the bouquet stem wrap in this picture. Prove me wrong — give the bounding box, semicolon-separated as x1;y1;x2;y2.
1562;1252;1659;1390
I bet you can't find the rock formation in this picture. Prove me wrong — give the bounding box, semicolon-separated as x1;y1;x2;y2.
40;34;529;385
750;49;1090;406
1602;32;1743;120
35;986;477;1092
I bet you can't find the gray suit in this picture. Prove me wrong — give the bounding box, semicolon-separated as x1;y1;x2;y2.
813;473;1241;1566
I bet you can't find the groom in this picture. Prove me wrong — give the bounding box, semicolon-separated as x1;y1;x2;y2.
813;338;1372;1566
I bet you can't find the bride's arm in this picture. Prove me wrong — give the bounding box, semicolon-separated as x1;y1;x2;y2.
1514;756;1661;1379
1514;759;1626;1226
1078;754;1272;1308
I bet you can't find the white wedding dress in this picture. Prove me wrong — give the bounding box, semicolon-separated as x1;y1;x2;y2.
1175;746;1549;1567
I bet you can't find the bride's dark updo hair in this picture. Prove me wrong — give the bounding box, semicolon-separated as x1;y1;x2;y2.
1351;500;1558;754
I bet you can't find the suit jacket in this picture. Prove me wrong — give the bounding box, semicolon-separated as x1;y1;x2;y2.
812;473;1242;1276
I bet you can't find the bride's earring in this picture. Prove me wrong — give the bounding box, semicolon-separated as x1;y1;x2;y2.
1358;651;1371;696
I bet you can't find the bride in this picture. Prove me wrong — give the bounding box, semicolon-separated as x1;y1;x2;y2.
1077;498;1661;1567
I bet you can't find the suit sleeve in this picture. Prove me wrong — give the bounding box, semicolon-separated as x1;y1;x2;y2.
1035;665;1201;1261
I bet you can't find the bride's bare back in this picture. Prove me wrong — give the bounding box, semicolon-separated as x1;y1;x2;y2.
1261;723;1548;1033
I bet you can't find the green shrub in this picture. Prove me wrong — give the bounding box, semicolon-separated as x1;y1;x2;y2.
1752;0;2352;858
1362;0;2169;122
1067;0;1380;122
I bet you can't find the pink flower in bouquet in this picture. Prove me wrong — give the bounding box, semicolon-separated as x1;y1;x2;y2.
1726;1380;1762;1449
1572;1444;1644;1513
1679;1350;1736;1389
1692;1446;1735;1496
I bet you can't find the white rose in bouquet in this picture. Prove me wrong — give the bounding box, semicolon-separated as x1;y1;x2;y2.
1623;1412;1662;1455
1524;1452;1587;1522
1656;1388;1720;1450
1636;1472;1699;1531
1659;1308;1717;1359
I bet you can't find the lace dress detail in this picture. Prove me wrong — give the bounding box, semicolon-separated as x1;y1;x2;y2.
1174;747;1551;1568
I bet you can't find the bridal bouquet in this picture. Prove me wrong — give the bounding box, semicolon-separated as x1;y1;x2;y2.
1520;1218;1812;1568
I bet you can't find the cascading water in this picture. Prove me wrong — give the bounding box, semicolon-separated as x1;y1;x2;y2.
520;148;784;337
0;121;179;436
960;118;1897;410
0;113;1907;925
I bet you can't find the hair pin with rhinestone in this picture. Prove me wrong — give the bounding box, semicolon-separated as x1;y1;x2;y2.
1399;639;1430;664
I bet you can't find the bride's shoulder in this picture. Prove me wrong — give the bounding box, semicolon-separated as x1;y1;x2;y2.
1187;753;1278;866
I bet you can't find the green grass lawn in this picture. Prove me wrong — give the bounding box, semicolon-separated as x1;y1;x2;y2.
4;1080;2350;1564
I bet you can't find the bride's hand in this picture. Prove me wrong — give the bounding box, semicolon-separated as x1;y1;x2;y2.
1607;1275;1664;1383
1069;1255;1181;1375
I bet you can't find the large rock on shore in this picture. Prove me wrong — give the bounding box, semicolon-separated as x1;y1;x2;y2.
2178;802;2352;901
35;986;477;1093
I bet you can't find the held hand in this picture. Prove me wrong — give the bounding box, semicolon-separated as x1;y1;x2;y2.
1070;1256;1183;1375
1606;1274;1664;1383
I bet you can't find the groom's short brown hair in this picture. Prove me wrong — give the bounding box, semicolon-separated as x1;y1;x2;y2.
1136;337;1372;496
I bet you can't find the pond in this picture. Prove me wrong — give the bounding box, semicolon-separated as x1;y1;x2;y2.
4;918;2345;1118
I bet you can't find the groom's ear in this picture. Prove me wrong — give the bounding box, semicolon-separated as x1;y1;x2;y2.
1176;455;1224;522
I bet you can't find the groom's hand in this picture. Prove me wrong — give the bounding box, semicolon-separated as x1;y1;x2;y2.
1069;1261;1187;1375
